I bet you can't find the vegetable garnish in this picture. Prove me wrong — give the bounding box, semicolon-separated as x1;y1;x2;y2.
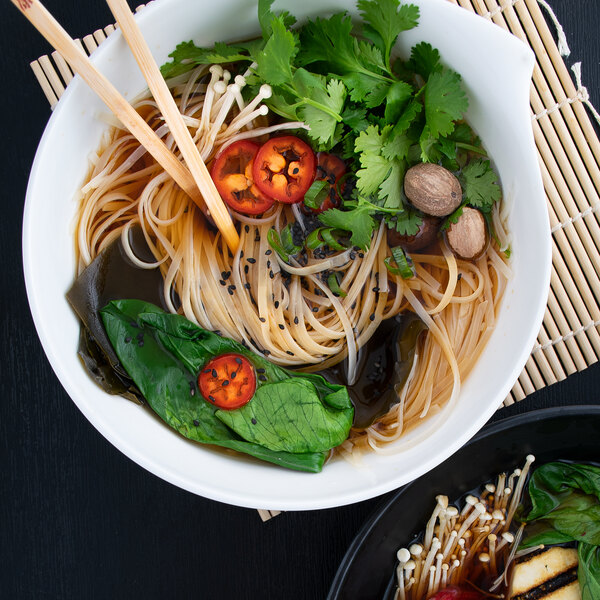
100;299;354;472
385;246;415;279
160;0;502;251
308;152;347;213
210;140;275;215
198;353;256;410
252;135;316;203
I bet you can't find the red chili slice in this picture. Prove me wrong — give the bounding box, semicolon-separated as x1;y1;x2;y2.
198;353;256;410
210;141;275;215
252;136;316;204
311;152;347;213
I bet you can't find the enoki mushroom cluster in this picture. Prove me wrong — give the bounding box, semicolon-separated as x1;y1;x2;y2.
394;455;536;599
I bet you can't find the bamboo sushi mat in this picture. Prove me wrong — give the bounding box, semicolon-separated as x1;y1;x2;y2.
28;0;600;521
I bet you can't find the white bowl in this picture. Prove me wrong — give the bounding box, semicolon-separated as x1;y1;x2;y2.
22;0;550;510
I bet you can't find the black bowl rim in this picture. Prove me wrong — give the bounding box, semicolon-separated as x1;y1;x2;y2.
327;404;600;599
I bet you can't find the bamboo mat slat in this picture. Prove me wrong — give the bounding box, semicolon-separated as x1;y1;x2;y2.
25;0;600;518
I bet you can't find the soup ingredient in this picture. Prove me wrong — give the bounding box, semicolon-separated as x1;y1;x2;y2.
510;546;580;599
197;353;256;409
210;141;275;215
100;299;353;472
519;462;600;600
306;152;347;213
404;163;462;217
252;135;316;203
386;215;440;252
394;456;536;599
445;207;487;260
67;226;167;403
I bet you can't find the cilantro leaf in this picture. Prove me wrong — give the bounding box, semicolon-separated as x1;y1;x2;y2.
258;0;296;39
384;80;413;122
160;41;251;79
255;16;298;86
459;160;502;212
419;125;441;163
318;205;377;250
386;209;422;236
341;105;369;132
394;99;423;135
382;131;411;161
424;69;469;138
408;42;441;79
378;160;405;209
356;153;391;195
358;0;420;69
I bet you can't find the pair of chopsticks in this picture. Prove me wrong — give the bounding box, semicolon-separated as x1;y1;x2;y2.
11;0;240;252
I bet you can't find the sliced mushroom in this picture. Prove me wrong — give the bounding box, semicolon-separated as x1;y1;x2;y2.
446;206;488;260
387;215;441;253
404;163;462;217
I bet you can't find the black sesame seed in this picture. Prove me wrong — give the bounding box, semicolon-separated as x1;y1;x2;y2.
312;307;319;313
247;257;256;264
349;251;356;260
244;283;251;289
259;317;266;323
193;419;200;426
269;271;275;279
220;279;226;286
208;395;216;403
251;418;257;425
278;324;285;330
137;332;144;341
124;336;132;343
267;260;271;268
274;301;279;309
244;265;249;274
138;340;144;347
286;350;294;356
212;369;218;378
258;375;267;382
351;302;357;310
203;368;211;374
265;249;272;256
256;368;266;374
293;316;299;325
221;270;228;279
457;273;463;281
228;288;234;295
358;252;365;259
369;313;375;321
228;284;236;292
231;371;237;379
244;225;250;233
372;286;380;293
130;321;139;328
239;251;244;259
262;349;271;355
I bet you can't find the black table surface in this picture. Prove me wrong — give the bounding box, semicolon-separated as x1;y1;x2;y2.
2;1;599;599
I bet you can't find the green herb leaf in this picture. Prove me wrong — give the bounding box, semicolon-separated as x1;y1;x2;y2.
255;16;298;86
318;205;376;250
408;42;441;79
579;543;600;600
424;68;469;138
386;209;422;236
459;159;502;212
358;0;420;68
384;80;413;122
258;0;296;39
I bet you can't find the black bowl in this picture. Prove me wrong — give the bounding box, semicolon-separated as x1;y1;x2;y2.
327;405;600;600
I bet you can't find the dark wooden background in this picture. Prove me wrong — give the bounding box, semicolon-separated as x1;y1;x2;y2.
1;1;599;598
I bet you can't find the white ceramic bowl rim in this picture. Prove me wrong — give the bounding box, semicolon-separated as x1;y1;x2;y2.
23;0;550;510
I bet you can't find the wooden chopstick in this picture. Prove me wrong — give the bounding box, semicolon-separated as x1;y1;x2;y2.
105;0;239;252
11;0;239;252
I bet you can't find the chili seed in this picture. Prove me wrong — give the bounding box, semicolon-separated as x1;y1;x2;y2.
231;371;237;379
212;369;218;378
203;368;211;374
208;395;216;403
222;380;229;387
235;357;243;365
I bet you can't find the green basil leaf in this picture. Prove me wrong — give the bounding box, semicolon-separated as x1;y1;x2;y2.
579;542;600;600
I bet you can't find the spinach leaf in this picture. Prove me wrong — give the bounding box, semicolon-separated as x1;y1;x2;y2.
579;543;600;600
521;462;600;546
100;300;353;472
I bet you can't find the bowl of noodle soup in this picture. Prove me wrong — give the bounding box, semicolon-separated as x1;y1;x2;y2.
22;0;550;509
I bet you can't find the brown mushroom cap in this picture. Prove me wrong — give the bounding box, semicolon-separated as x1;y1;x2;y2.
404;163;463;217
446;206;488;260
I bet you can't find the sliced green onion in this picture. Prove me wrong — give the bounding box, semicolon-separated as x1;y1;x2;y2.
303;179;329;210
267;227;300;262
327;272;347;297
385;246;415;279
306;228;326;250
321;228;346;251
